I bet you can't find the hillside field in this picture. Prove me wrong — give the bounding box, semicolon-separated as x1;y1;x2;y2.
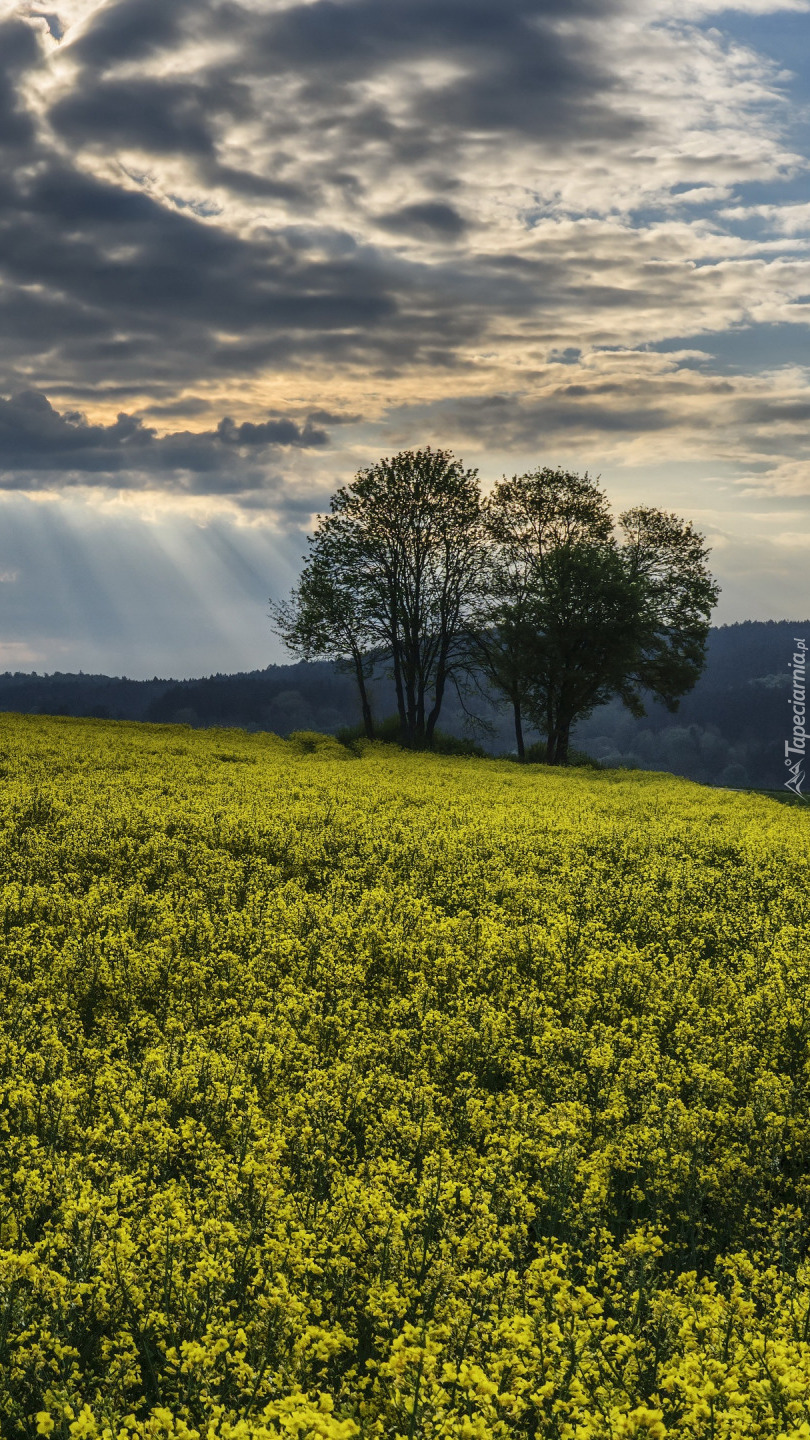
3;715;810;1440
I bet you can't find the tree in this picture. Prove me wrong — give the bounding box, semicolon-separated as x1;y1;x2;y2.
477;468;719;764
618;506;720;712
521;541;648;764
479;468;623;760
470;541;539;762
269;536;377;739
302;447;483;748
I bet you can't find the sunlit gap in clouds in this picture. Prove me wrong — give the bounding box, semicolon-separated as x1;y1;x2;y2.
0;493;301;678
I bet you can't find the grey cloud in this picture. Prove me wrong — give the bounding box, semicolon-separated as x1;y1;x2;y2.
216;415;328;447
64;0;202;68
0;20;39;148
250;0;620;95
142;397;214;418
51;71;303;206
306;409;362;425
264;3;637;189
395;389;681;449
743;400;810;425
377;202;468;240
52;78;220;158
30;0;645;340
0;390;332;495
387;367;810;460
206;166;306;203
1;136;542;397
0;150;406;390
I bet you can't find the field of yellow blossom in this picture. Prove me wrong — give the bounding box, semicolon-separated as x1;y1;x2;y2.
2;713;810;1440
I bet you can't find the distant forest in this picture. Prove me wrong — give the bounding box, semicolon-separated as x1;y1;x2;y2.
0;618;804;790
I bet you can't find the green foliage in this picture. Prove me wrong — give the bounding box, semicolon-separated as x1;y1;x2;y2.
522;742;605;769
287;730;351;760
479;470;719;765
273;448;483;749
269;551;376;741
3;716;810;1439
337;714;405;749
618;507;720;713
338;715;487;759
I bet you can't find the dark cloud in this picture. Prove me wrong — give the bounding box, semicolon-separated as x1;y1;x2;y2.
396;389;680;449
216;415;328;447
65;0;201;68
0;20;40;148
306;409;362;425
377;201;467;239
52;78;219;158
744;399;810;425
51;69;306;203
142;397;214;418
0;390;332;495
247;0;625;134
0;153;405;391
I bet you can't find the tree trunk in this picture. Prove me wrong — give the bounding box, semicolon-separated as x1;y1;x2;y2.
425;665;448;748
513;696;525;761
352;651;374;740
556;723;571;766
416;680;427;748
405;680;418;747
546;697;555;764
425;640;453;748
391;639;407;738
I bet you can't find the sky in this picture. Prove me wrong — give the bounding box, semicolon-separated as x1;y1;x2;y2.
0;0;809;677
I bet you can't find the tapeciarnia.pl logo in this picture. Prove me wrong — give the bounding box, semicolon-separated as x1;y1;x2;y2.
785;637;807;798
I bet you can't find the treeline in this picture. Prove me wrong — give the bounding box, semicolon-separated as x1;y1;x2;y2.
271;449;718;764
0;671;169;722
0;619;803;788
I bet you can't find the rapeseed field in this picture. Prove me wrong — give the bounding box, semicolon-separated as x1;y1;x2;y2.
3;714;810;1440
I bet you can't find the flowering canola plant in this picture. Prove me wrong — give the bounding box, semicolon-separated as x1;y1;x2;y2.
2;714;810;1439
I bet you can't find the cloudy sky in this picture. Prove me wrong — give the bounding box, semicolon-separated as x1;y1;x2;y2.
0;0;809;676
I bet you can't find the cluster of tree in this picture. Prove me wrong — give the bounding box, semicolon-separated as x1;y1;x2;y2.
270;448;719;763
